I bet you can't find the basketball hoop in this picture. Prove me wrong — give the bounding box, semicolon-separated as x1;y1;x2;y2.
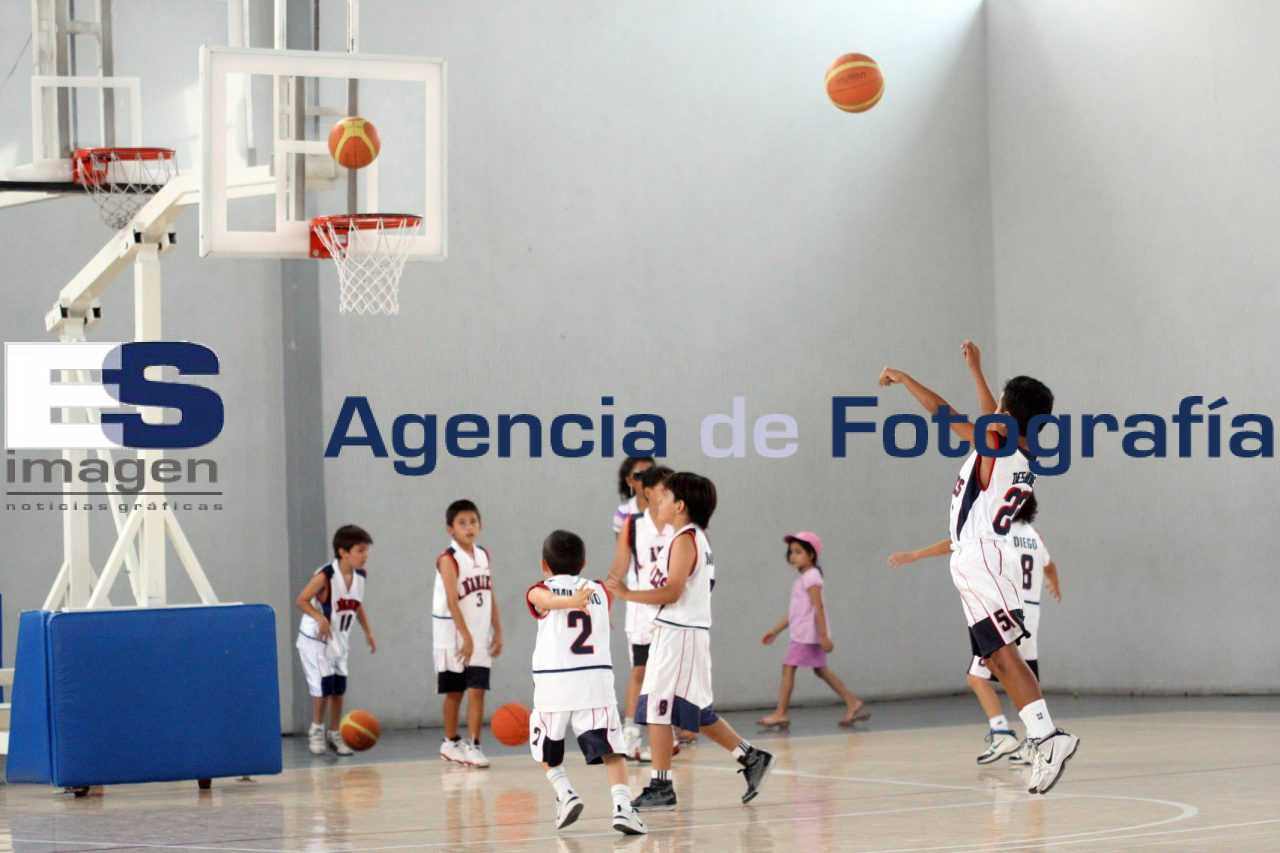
72;147;178;229
310;214;422;315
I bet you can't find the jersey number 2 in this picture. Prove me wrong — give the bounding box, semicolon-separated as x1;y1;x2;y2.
992;488;1030;536
567;611;594;655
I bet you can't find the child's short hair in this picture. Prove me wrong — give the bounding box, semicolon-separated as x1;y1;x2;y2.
638;465;674;490
446;499;481;526
333;524;373;558
542;530;586;575
617;456;656;499
1014;492;1039;524
665;472;717;529
1001;376;1054;437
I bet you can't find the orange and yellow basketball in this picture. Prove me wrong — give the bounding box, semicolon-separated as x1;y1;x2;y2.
328;116;381;169
340;709;381;750
491;703;531;746
825;53;884;113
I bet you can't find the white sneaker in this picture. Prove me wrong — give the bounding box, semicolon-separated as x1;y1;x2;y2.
307;724;326;755
612;802;647;835
328;730;353;756
462;741;490;768
555;791;584;829
1008;738;1033;765
1027;730;1080;794
623;725;646;762
440;738;469;765
638;746;652;762
976;729;1019;764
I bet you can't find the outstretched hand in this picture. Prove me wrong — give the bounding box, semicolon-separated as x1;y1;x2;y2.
878;366;905;387
961;340;981;369
887;551;917;569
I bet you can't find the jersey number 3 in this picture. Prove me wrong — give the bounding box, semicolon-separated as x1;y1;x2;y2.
567;611;595;655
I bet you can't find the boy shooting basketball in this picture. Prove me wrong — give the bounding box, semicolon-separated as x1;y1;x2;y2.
879;341;1078;794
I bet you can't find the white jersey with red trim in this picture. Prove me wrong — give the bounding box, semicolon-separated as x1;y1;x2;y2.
1009;521;1050;608
527;575;615;712
298;560;366;658
432;540;494;668
949;436;1038;548
624;509;673;639
654;524;714;630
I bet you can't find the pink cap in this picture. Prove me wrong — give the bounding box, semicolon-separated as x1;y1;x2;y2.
783;531;822;559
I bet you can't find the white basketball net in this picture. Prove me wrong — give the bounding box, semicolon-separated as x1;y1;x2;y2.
73;148;177;230
311;214;422;316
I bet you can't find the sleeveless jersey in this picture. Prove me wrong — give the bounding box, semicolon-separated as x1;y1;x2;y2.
432;541;494;661
624;509;672;637
654;524;715;630
527;575;616;711
298;560;366;658
1009;521;1051;607
949;434;1038;546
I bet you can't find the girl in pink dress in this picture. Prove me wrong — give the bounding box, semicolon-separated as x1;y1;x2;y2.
759;532;868;729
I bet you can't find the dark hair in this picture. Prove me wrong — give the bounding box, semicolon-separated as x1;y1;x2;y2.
333;524;373;558
1014;492;1039;524
785;539;821;575
1002;376;1054;438
617;456;656;499
638;465;674;490
542;529;586;575
446;499;481;526
665;472;717;529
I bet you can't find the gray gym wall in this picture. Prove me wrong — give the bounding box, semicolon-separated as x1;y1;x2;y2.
986;0;1280;693
2;0;1275;738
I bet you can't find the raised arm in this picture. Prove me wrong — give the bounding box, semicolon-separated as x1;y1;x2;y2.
878;366;976;445
888;538;952;569
961;340;997;417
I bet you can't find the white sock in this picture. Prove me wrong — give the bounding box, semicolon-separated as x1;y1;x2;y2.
651;768;670;782
989;715;1010;732
546;766;572;799
611;783;631;809
309;722;323;733
328;729;341;738
1018;699;1055;740
624;717;633;728
732;740;752;760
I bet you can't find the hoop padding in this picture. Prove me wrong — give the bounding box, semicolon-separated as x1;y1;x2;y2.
5;606;282;787
311;214;423;315
72;147;177;229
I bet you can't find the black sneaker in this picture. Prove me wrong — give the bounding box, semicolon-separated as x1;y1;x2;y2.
737;747;775;804
630;780;677;812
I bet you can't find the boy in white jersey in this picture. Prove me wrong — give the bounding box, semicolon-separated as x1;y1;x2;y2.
608;472;775;811
434;499;503;768
890;493;1062;764
606;464;674;761
880;340;1078;794
526;530;646;836
295;525;378;756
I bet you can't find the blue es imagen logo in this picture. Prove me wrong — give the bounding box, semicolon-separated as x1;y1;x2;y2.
5;342;223;450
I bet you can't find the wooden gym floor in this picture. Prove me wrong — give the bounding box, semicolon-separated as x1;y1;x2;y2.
1;695;1277;852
